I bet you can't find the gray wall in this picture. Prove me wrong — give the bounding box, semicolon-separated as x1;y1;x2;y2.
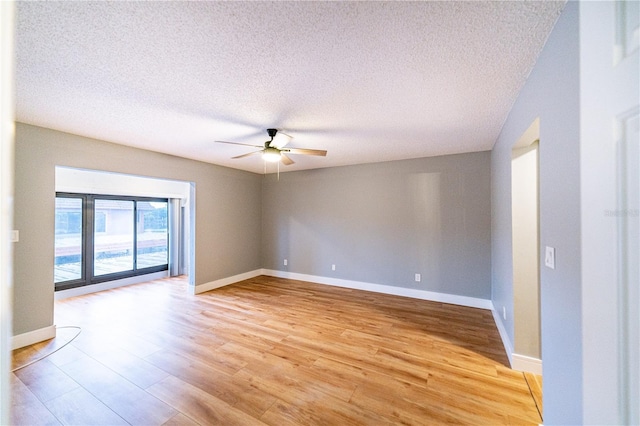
13;123;262;335
491;2;582;424
262;152;491;299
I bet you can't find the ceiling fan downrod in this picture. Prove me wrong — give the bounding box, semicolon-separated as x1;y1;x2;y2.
266;128;279;147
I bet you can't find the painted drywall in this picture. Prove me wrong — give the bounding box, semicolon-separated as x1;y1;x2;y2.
13;123;262;336
511;143;540;359
56;167;191;201
262;152;491;300
491;1;582;423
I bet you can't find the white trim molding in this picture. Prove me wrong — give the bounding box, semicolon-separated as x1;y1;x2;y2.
193;269;263;295
262;269;493;310
192;268;493;310
491;305;514;367
512;353;543;375
12;325;56;350
491;302;543;374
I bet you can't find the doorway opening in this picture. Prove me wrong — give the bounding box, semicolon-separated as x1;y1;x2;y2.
511;118;542;373
54;167;194;298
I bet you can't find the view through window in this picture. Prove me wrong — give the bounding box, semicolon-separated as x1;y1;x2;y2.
54;197;83;282
54;194;168;290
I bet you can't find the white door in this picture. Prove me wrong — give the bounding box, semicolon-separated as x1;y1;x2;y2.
580;1;639;424
0;2;14;424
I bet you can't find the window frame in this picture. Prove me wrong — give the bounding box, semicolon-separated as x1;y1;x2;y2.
55;192;169;291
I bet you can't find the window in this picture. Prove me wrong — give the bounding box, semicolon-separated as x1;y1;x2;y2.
54;193;169;291
95;212;106;233
54;196;84;283
137;201;168;269
93;199;134;276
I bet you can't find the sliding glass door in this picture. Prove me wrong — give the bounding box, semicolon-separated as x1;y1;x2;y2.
55;194;169;291
136;201;168;269
54;196;84;283
94;199;134;276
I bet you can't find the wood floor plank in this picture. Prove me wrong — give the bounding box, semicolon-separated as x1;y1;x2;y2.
147;375;267;425
162;413;201;426
11;275;542;425
43;387;128;426
260;397;395;426
10;374;62;426
58;356;177;425
45;340;87;368
144;348;277;419
235;358;358;404
13;358;80;403
524;371;544;419
88;347;170;389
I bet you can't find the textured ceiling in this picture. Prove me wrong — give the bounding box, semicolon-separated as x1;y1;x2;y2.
16;1;565;174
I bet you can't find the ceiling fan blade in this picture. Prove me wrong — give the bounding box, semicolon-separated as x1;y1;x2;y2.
271;131;292;149
280;153;295;165
286;148;327;157
232;150;263;159
215;140;263;148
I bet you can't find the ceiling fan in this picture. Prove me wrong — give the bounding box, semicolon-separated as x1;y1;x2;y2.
215;128;327;165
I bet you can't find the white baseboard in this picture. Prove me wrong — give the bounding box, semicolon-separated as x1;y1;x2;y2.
193;269;263;295
12;325;56;350
55;271;169;300
192;268;492;310
490;303;542;374
262;269;493;310
512;353;543;375
491;305;514;367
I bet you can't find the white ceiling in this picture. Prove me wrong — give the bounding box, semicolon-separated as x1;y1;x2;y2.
15;1;565;174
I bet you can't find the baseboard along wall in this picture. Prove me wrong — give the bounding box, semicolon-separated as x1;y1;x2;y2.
12;325;56;350
261;269;494;310
195;269;492;310
55;271;169;300
511;353;543;375
193;269;264;295
490;305;543;375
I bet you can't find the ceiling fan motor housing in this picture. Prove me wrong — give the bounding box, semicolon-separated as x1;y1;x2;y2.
263;146;282;162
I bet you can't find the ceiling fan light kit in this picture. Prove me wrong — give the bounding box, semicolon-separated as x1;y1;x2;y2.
214;128;327;170
262;147;282;162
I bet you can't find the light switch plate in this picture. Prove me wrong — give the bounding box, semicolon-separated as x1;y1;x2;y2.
545;246;555;269
10;230;18;242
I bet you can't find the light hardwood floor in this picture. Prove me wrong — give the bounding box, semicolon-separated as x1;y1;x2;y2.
11;276;542;425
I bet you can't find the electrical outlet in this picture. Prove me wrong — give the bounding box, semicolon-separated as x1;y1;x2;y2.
283;259;288;266
415;273;421;282
503;306;506;320
331;264;336;271
545;246;555;269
